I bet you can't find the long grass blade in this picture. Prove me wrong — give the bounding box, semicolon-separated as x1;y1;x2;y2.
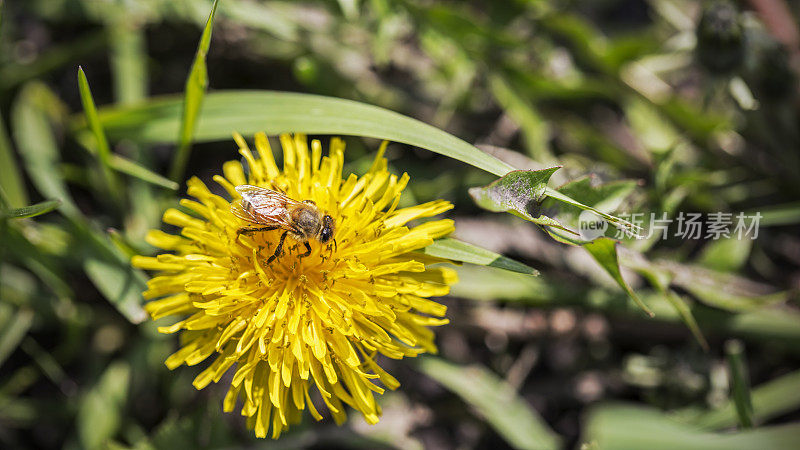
3;199;61;219
168;0;220;182
12;83;80;218
586;404;800;450
726;339;754;429
77;67;112;168
0;111;27;208
584;237;654;317
673;370;800;430
77;66;120;199
0;308;34;368
84;90;515;177
423;238;539;275
108;21;147;105
418;357;561;450
109;155;177;190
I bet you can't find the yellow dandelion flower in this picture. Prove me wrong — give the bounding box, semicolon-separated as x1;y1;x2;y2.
133;133;457;438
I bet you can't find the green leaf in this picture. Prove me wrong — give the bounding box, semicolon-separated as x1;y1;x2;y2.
584;237;654;316
84;257;148;324
621;249;789;313
20;337;68;388
585;404;800;450
675;370;800;430
450;265;800;346
108;21;147;105
636;266;708;351
77;362;131;450
697;237;752;272
73;132;178;190
450;265;551;303
12;83;80;218
83;90;514;177
663;288;708;351
422;238;538;275
553;176;638;219
749;202;800;227
169;0;219;182
624;96;680;154
77;67;113;170
108;154;178;190
0;307;34;368
468;168;639;241
469;167;561;221
671;266;788;312
3;199;61;219
78;67;123;202
3;225;73;303
546;176;640;245
63;216;149;324
545;187;639;237
0;111;28;208
726;340;753;429
417;357;561;450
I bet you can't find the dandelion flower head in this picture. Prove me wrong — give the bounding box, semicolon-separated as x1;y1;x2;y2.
133;133;457;438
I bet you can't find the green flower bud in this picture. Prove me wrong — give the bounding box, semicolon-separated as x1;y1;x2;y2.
695;1;745;75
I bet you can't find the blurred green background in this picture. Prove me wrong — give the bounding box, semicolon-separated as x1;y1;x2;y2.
1;0;800;448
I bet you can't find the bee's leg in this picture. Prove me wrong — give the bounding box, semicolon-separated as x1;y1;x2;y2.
298;242;312;259
325;239;337;258
237;225;280;236
267;230;289;264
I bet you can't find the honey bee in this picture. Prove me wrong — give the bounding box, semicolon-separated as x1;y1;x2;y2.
231;185;335;263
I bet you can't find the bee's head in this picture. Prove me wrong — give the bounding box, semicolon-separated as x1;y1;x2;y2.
318;214;335;244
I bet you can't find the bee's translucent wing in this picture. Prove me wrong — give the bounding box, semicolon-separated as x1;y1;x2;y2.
231;185;296;228
230;199;261;223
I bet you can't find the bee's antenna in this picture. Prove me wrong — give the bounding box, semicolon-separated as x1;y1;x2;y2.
333;238;338;253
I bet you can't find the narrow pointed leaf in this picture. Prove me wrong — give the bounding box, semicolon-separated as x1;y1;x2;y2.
468;167;576;233
69;221;149;324
0;308;34;368
663;289;709;350
77;67;121;201
169;0;219;182
81;90;515;176
109;155;178;190
584;237;654;316
108;21;147;105
586;404;800;450
469;167;559;215
637;267;708;350
77;67;113;168
84;257;148;324
3;199;60;219
468;167;639;238
544;186;640;236
726;340;754;429
675;370;800;430
418;357;561;450
0;111;27;208
77;362;131;450
12;83;80;218
423;238;538;275
73;132;177;190
452;265;800;345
